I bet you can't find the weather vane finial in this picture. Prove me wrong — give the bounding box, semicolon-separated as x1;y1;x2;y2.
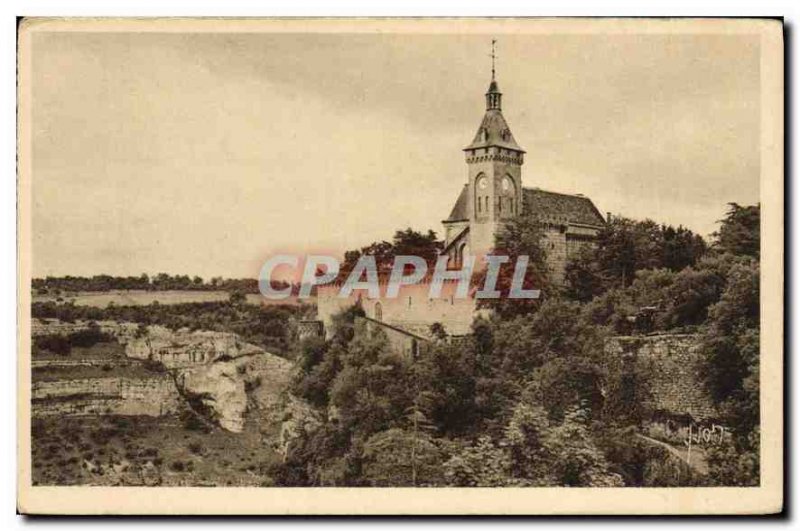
491;38;497;80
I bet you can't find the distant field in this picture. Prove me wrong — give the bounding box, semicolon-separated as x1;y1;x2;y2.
32;290;300;308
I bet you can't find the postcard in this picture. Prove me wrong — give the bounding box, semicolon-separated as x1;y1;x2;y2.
17;17;784;515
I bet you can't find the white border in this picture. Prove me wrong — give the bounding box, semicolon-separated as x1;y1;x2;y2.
3;3;793;525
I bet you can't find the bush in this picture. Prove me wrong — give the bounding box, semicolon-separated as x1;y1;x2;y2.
188;442;204;455
33;334;70;356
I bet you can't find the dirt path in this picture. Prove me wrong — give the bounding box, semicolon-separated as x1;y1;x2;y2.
636;434;708;475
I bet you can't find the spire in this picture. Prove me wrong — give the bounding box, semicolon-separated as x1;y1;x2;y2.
491;38;496;81
464;39;524;153
486;39;502;110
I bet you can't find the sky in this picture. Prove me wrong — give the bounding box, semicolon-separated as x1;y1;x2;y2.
29;28;761;279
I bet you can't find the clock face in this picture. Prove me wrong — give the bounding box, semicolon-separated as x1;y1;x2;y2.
477;177;488;190
502;177;512;192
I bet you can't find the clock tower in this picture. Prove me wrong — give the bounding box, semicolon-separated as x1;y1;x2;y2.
462;71;525;256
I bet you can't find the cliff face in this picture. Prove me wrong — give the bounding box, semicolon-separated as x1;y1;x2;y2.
125;327;262;369
173;351;295;433
32;376;181;417
32;318;297;434
33;319;261;369
277;394;323;460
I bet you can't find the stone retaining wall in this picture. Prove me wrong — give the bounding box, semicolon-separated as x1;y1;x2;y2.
605;333;717;421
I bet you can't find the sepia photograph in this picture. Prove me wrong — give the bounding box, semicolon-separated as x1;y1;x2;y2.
16;17;783;515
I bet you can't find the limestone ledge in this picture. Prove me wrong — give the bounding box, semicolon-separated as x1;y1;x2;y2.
32;318;261;369
31;318;297;434
32;376;180;417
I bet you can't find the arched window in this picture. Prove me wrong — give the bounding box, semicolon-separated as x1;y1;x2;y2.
475;173;488;217
374;302;382;321
500;175;517;218
457;242;467;269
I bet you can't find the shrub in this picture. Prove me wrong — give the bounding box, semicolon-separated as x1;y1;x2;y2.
188;442;204;455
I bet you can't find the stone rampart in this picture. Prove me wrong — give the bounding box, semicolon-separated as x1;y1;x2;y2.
605;333;717;421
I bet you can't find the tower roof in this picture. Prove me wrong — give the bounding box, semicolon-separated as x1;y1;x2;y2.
464;107;525;153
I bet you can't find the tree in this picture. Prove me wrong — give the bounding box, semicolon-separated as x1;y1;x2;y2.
503;402;552;483
339;228;443;280
700;259;760;486
292;304;365;408
568;216;707;299
701;260;759;404
542;406;624;487
442;436;512;487
493;299;598;382
658;267;726;329
564;247;604;302
414;341;478;436
361;428;443;486
329;321;413;437
662;225;707;271
476;214;551;318
391;228;443;264
713;203;760;258
595;217;640;288
228;290;247;306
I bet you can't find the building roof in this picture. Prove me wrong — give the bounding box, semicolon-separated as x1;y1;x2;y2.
444;184;469;222
442;225;470;253
443;185;605;227
464;109;525;152
523;188;606;227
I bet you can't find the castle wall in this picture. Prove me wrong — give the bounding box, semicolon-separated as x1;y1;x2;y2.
604;334;717;421
566;225;600;258
357;317;423;361
540;226;568;285
317;282;478;339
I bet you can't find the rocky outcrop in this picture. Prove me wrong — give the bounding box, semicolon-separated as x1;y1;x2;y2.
277;394;323;460
125;327;262;369
173;352;295;433
31;318;297;434
32;375;181;417
32;318;262;369
32;318;139;339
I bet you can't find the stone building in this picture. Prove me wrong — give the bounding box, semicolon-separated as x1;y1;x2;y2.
442;73;606;284
316;68;605;340
317;280;480;339
356;316;427;361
